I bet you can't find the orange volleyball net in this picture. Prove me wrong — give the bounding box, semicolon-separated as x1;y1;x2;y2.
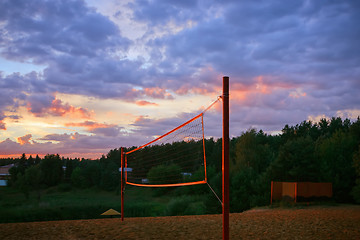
124;97;220;187
120;77;230;240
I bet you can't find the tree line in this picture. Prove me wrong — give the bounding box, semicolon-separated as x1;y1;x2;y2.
2;116;360;212
5;153;122;199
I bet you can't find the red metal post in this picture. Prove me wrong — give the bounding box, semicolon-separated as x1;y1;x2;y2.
121;147;124;221
270;181;273;205
222;76;230;240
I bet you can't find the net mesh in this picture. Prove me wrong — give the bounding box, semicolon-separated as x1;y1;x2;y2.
125;113;207;187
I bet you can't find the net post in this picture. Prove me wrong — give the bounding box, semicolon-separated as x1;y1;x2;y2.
125;154;128;182
201;114;208;182
222;76;230;240
270;181;273;205
121;147;124;221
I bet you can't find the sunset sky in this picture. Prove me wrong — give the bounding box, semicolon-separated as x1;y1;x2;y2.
0;0;359;159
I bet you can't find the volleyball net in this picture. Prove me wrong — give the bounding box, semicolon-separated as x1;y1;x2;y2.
124;97;221;187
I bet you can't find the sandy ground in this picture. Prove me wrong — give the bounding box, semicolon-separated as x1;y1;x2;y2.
1;205;360;240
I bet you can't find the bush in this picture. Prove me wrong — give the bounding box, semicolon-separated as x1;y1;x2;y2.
71;167;87;188
184;201;206;215
351;182;360;204
57;183;72;192
147;164;182;185
125;202;164;217
165;195;206;216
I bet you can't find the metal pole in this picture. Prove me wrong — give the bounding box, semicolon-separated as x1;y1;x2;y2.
222;76;230;240
121;147;124;221
271;181;273;205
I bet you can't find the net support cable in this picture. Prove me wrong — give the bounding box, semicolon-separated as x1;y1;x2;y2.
207;182;223;205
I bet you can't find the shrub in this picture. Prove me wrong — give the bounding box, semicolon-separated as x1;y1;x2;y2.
165;195;206;216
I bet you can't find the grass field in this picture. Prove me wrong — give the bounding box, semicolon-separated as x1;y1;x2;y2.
2;186;359;239
0;186;212;223
1;205;359;239
0;186;172;223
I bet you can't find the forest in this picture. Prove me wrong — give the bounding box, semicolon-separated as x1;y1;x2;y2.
1;116;360;221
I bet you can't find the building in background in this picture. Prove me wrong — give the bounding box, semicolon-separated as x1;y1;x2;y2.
0;164;14;186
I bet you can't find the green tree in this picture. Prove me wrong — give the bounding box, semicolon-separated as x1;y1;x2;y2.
34;155;41;165
329;117;347;134
100;161;119;191
205;138;222;172
18;153;27;174
147;164;182;185
24;165;43;200
233;129;274;174
230;167;256;212
351;145;360;203
40;154;63;187
316;130;357;201
106;148;121;167
349;117;360;144
27;155;34;166
83;160;101;187
71;167;87;188
270;136;319;182
16;172;29;199
64;159;75;181
8;165;20;186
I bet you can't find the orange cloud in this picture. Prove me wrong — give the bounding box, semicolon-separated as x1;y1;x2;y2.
65;121;115;131
27;98;93;119
17;134;32;145
135;100;159;106
133;115;149;124
174;86;190;95
174;83;220;96
229;75;300;103
50;99;92;119
0;121;6;130
125;87;174;101
255;76;270;94
65;121;121;137
144;87;173;99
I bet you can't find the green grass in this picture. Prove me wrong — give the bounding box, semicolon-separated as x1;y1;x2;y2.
0;186;168;223
0;185;214;223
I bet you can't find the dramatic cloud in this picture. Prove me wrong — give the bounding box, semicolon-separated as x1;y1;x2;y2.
50;99;92;118
0;111;8;130
142;0;360;106
65;121;122;137
0;0;129;61
0;0;359;158
17;134;33;145
130;0;205;26
0;0;143;101
135;100;158;106
0;72;32;130
0;131;146;159
27;97;92;118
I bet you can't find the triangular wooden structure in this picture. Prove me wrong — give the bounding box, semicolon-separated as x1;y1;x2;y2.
101;208;121;216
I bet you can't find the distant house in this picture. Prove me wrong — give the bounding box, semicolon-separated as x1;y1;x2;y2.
0;164;14;186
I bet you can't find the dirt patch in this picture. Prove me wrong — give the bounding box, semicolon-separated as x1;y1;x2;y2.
1;205;360;239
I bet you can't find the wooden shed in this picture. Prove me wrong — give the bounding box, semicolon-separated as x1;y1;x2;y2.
271;181;332;203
